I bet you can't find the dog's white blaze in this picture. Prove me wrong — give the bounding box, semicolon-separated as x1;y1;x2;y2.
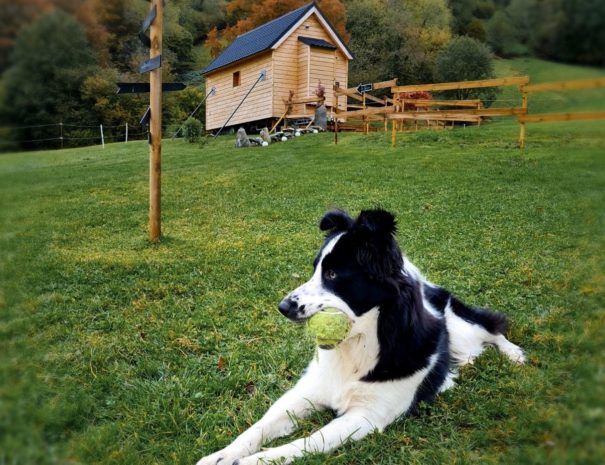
287;233;358;320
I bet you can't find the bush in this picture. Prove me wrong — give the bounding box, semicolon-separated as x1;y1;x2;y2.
182;117;203;143
434;36;498;106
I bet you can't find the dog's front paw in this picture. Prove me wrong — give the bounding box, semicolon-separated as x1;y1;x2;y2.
236;447;294;465
195;451;240;465
195;451;221;465
196;443;258;465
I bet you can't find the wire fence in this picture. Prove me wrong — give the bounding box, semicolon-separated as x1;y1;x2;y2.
0;121;179;152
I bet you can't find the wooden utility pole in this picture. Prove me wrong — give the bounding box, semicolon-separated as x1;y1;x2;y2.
149;0;162;242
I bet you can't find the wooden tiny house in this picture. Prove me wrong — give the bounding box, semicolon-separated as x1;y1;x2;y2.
202;2;352;131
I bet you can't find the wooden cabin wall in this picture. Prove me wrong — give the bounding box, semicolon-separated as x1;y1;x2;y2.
205;52;273;130
205;12;349;129
272;14;348;118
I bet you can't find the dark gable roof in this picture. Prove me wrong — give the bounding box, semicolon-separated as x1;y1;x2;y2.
298;36;336;50
202;2;351;75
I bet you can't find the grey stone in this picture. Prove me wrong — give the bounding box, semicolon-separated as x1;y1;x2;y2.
314;104;327;130
260;127;271;144
235;127;250;148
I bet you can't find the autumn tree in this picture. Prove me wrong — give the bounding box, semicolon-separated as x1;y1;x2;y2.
0;0;107;72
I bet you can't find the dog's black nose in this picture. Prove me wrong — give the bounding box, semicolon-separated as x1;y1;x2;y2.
277;298;296;316
278;298;297;317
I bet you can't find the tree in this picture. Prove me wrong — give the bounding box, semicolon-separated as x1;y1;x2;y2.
347;0;452;85
485;10;520;56
449;0;495;40
345;0;388;85
1;10;98;148
552;0;605;66
433;36;498;105
0;0;109;72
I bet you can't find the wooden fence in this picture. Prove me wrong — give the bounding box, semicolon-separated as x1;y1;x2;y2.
332;75;605;149
517;77;605;148
389;76;529;147
333;79;397;133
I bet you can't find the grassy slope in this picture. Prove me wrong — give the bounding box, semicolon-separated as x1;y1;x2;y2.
1;59;604;465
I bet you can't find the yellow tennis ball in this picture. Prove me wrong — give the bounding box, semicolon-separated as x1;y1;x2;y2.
306;308;352;349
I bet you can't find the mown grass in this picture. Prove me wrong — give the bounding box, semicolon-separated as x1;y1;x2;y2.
1;60;604;465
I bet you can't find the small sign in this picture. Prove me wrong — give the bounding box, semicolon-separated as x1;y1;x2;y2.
142;5;157;32
139;55;161;73
139;106;151;128
117;82;186;94
357;83;373;94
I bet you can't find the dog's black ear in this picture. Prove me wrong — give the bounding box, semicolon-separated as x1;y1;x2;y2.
319;209;354;234
355;209;398;236
353;209;403;283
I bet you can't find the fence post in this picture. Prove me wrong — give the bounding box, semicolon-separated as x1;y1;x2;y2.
519;87;528;149
125;123;128;143
100;124;105;149
59;121;64;149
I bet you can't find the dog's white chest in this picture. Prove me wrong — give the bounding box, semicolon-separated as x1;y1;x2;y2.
302;309;381;413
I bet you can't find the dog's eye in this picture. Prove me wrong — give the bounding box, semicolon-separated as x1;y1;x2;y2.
325;269;337;280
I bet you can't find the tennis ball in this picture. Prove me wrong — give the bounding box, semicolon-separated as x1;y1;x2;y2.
306;308;352;349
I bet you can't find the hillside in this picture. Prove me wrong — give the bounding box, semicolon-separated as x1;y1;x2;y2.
1;59;604;465
495;57;605;113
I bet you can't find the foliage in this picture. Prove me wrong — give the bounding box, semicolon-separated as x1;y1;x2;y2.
80;68;147;130
434;36;498;105
343;0;386;85
182;116;204;142
399;91;432;110
314;81;325;100
1;9;99;149
0;0;106;72
346;0;452;86
550;0;605;66
452;0;605;66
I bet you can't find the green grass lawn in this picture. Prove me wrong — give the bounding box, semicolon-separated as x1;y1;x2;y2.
1;61;604;465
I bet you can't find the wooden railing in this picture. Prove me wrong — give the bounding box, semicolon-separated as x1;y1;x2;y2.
517;77;605;148
330;75;604;149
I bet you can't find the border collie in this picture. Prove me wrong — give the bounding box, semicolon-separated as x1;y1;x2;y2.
197;209;525;465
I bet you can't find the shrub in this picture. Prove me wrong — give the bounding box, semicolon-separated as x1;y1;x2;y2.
182;117;203;143
434;36;498;107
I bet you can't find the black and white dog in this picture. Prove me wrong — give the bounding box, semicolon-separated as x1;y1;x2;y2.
197;209;525;465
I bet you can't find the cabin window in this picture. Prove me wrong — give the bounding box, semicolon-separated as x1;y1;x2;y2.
233;71;241;87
